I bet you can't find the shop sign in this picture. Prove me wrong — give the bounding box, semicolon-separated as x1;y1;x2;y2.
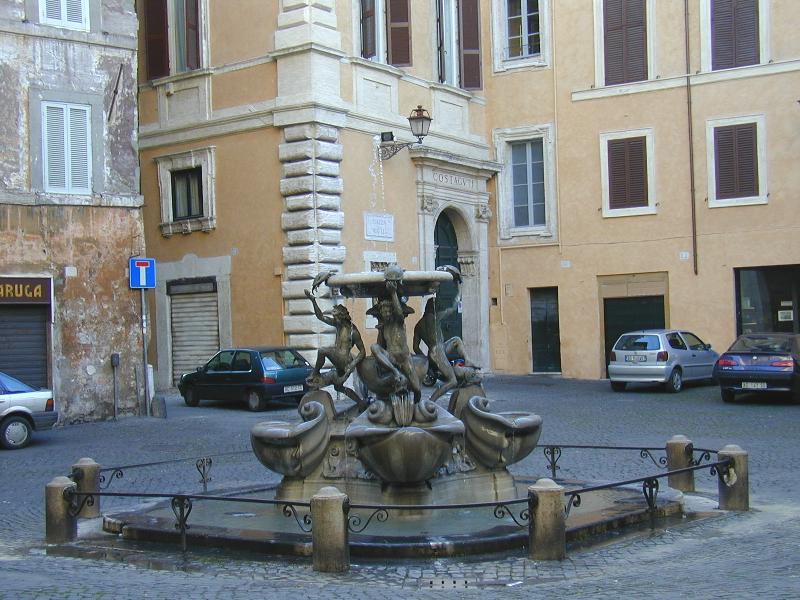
778;310;793;322
0;277;51;304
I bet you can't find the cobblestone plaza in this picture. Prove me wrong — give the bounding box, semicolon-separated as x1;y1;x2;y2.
1;376;798;599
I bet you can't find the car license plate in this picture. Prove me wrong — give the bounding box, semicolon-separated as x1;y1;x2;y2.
625;355;647;363
741;382;767;390
284;384;303;393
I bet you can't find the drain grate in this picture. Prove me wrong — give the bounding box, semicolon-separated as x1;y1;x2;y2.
422;579;475;589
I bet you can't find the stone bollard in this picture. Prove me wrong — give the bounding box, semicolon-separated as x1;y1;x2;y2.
528;479;566;561
310;486;350;572
717;445;749;511
45;476;78;543
666;435;695;492
71;458;101;518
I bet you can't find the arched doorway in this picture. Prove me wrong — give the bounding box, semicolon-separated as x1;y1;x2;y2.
435;212;462;340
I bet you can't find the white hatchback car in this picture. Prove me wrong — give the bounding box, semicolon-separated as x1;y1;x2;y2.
0;371;58;449
607;329;719;393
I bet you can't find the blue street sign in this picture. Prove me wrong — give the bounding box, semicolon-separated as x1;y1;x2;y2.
129;257;156;289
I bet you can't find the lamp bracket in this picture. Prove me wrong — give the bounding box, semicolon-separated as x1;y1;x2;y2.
378;140;418;161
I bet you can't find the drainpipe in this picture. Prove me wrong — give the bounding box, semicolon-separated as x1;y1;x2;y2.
684;0;699;276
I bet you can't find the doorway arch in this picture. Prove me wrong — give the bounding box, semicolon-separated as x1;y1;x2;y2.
434;211;462;340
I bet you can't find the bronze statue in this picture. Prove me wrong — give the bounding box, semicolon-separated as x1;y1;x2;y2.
367;279;422;403
304;289;367;409
413;284;479;403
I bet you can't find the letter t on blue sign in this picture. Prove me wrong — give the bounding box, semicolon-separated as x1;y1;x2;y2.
129;258;156;289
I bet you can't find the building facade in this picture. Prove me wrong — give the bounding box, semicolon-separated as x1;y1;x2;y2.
0;0;144;421
136;0;800;391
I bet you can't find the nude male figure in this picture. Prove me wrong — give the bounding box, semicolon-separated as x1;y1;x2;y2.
369;280;421;403
305;289;367;408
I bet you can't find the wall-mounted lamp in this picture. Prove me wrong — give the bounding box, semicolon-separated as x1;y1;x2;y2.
378;105;432;160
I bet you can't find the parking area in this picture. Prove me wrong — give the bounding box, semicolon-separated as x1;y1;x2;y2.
0;375;798;598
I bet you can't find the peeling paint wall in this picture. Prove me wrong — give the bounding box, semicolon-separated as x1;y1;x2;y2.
0;1;143;423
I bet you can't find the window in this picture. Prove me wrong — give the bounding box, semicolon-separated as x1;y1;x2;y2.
603;0;647;85
666;333;687;350
436;0;481;89
171;167;203;220
155;147;216;236
506;0;541;59
600;128;656;217
711;0;759;70
207;351;234;372
706;115;766;207
41;101;92;195
681;332;707;351
359;0;411;66
511;140;545;228
700;0;768;73
40;0;89;31
494;124;556;239
492;0;549;72
144;0;204;80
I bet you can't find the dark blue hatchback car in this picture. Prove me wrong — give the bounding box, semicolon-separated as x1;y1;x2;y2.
713;333;800;403
178;346;312;411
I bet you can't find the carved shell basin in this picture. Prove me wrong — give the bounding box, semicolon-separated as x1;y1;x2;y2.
326;270;453;299
346;403;464;483
462;396;543;469
250;400;331;478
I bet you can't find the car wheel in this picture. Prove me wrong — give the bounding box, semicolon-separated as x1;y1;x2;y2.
183;387;199;407
721;388;735;403
665;369;683;393
246;390;265;412
610;381;626;392
1;416;33;450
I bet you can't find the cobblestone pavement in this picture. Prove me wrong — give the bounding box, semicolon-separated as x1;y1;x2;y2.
1;376;799;599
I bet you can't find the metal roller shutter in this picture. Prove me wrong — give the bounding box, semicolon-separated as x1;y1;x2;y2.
170;292;219;385
0;305;48;388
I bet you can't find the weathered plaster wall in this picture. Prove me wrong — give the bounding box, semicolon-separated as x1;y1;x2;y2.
0;1;143;422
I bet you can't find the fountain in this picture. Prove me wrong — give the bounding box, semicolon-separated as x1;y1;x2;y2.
250;264;543;505
98;265;687;560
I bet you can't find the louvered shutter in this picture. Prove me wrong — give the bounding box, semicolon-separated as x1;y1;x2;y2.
145;0;169;79
44;104;67;191
387;0;412;66
608;137;647;209
184;0;201;71
715;123;758;199
67;105;91;193
65;0;84;26
361;0;377;59
44;0;62;20
712;0;759;70
459;0;482;90
734;0;759;67
604;0;647;85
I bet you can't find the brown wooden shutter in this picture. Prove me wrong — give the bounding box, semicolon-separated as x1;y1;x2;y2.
712;0;759;70
436;0;446;82
184;0;201;71
608;137;648;209
144;0;169;80
387;0;412;66
459;0;482;90
715;123;758;199
604;0;647;86
361;0;377;59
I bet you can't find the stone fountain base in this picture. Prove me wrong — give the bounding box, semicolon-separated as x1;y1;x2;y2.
101;479;685;558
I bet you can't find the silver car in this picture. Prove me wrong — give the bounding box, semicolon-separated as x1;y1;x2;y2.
607;329;719;393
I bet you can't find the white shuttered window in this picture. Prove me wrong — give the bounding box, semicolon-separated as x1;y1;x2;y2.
41;0;89;30
42;102;92;195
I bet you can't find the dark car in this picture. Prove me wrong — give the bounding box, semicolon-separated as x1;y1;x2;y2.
178;347;313;411
713;333;800;403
